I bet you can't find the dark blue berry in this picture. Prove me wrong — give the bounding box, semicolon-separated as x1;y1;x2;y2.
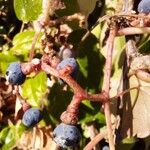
53;123;81;148
6;62;26;85
22;108;43;127
59;48;75;60
138;0;150;13
56;58;79;80
102;145;110;150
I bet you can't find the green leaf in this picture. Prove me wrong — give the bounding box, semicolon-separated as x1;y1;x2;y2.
122;137;138;144
22;72;47;107
0;51;20;75
13;31;37;45
138;35;150;54
79;100;105;125
10;31;42;61
0;127;10;144
0;124;26;150
14;0;42;22
45;83;73;125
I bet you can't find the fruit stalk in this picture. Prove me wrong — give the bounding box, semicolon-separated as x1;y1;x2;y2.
41;57;106;102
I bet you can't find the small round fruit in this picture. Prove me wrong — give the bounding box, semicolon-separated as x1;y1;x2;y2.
22;108;43;127
102;145;110;150
138;0;150;14
56;58;78;79
59;47;75;60
6;62;26;85
53;123;81;148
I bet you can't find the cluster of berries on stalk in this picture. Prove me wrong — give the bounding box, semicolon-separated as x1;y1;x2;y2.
5;0;150;148
6;45;80;148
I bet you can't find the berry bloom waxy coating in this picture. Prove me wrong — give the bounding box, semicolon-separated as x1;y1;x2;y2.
53;123;81;148
6;62;26;85
22;108;43;127
59;47;75;60
138;0;150;13
102;145;110;150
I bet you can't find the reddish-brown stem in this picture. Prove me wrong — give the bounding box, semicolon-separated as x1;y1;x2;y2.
41;61;106;102
102;28;116;150
60;94;82;124
84;130;107;150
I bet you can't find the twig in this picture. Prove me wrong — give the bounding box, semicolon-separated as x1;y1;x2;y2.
110;86;139;100
84;130;107;150
20;23;25;33
29;29;42;61
102;27;116;150
117;27;150;36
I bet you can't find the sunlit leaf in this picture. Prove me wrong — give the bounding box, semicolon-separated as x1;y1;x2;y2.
10;31;42;61
79;100;105;125
0;124;26;150
22;72;47;107
14;0;42;22
0;51;20;75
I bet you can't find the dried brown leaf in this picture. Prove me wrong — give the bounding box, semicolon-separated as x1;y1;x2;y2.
114;75;150;139
16;126;57;150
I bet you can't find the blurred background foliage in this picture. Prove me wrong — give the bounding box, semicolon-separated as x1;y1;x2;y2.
0;0;149;149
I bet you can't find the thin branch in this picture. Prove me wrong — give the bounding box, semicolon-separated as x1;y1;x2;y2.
117;27;150;36
29;29;42;61
110;86;139;100
84;130;107;150
102;27;116;150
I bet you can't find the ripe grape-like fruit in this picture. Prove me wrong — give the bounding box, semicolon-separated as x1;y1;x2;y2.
22;108;43;127
57;58;79;79
102;145;110;150
138;0;150;13
6;62;26;85
53;123;81;148
59;47;75;60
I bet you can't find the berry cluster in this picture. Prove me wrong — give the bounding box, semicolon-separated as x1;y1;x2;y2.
57;57;78;80
5;46;79;147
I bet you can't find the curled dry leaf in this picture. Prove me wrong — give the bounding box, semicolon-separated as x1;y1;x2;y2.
16;126;57;150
